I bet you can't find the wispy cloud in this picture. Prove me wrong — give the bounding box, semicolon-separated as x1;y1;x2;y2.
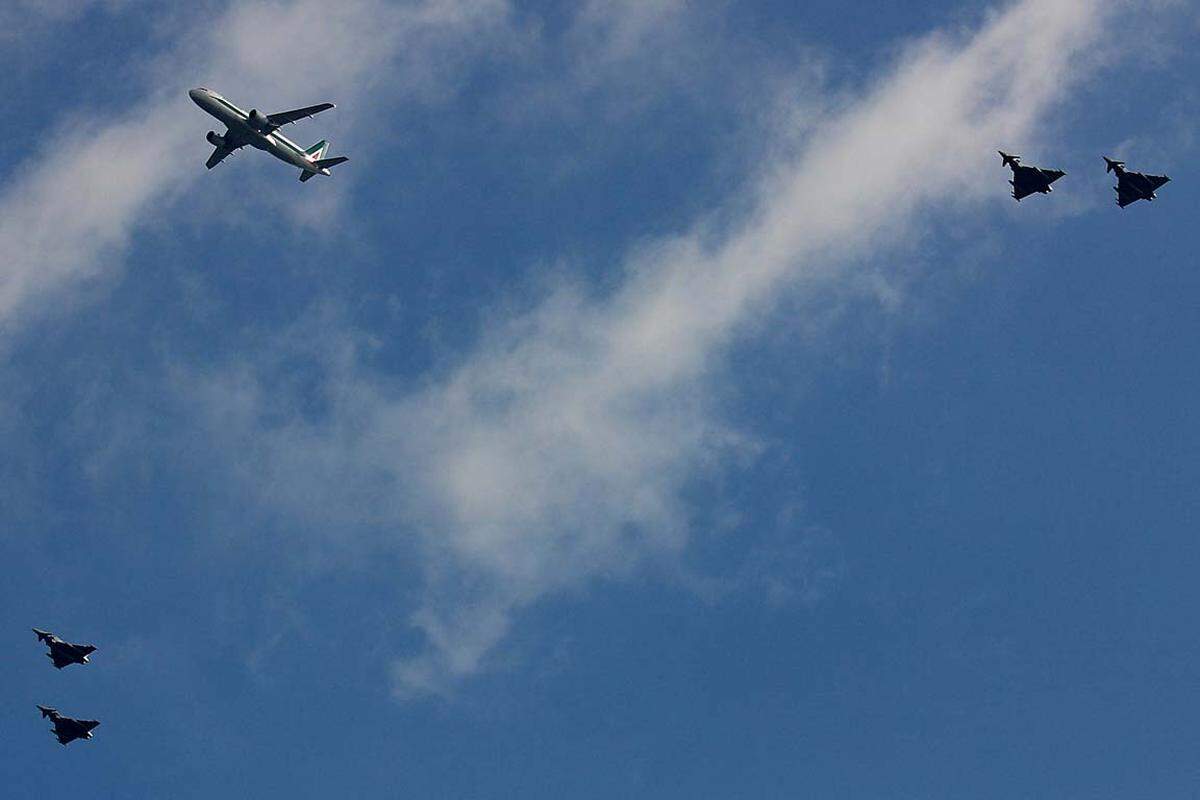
178;0;1134;697
0;0;515;338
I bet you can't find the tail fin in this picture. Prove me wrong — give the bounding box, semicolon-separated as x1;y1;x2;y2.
304;140;330;160
1103;156;1124;174
998;151;1020;169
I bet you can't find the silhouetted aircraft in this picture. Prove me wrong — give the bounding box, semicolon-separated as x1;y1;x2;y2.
33;628;96;669
37;706;100;746
1104;157;1171;208
999;151;1066;201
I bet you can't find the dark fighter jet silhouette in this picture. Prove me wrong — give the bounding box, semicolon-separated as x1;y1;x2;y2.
1104;157;1171;208
37;706;100;746
33;628;97;669
999;151;1066;201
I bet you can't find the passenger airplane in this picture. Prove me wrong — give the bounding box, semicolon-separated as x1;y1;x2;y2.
189;87;348;182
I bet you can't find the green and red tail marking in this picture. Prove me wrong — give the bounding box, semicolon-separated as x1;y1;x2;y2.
304;140;330;160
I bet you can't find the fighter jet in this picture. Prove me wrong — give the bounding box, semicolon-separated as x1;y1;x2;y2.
33;628;96;669
1104;157;1171;208
189;87;348;182
37;706;100;746
999;151;1066;202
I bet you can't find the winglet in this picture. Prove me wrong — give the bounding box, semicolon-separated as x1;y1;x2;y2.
999;151;1020;169
1103;156;1124;174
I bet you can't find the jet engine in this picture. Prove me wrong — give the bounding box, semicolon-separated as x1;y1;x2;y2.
247;109;272;132
206;131;225;148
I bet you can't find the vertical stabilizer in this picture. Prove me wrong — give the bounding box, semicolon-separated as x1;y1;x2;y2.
304;140;330;161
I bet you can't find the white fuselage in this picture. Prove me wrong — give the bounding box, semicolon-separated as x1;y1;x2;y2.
189;88;329;175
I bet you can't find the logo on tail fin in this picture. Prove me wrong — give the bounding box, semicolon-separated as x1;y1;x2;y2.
304;140;330;161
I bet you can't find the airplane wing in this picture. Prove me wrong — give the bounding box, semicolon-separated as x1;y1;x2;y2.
267;103;335;127
1011;183;1038;201
1038;168;1066;184
50;652;73;669
1115;185;1141;208
76;644;97;657
206;146;236;170
55;731;78;745
1009;166;1042;201
1145;174;1171;191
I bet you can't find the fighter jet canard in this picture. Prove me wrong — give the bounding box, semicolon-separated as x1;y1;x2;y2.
998;151;1066;202
189;88;348;182
37;706;100;746
33;628;96;669
1104;156;1171;208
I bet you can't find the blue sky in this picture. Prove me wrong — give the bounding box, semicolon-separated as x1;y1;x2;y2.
2;0;1199;797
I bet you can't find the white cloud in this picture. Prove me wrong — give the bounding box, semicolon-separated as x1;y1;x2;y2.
11;0;129;22
0;0;516;338
6;0;1189;700
381;0;1120;696
179;0;1133;698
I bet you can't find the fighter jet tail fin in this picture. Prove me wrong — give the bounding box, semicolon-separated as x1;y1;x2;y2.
1103;156;1125;174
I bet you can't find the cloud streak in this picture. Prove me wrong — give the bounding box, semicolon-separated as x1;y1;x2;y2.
185;0;1129;696
0;0;514;337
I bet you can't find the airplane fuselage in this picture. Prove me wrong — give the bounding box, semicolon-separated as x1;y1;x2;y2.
49;640;89;664
189;88;330;175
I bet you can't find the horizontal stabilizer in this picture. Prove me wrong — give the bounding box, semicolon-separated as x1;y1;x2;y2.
300;156;349;181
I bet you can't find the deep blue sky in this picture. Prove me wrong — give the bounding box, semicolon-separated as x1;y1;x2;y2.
2;1;1198;798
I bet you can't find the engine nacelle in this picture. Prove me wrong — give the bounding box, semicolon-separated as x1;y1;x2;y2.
206;131;225;147
247;109;271;132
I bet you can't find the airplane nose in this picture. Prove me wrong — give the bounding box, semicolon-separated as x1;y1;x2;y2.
188;88;206;105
